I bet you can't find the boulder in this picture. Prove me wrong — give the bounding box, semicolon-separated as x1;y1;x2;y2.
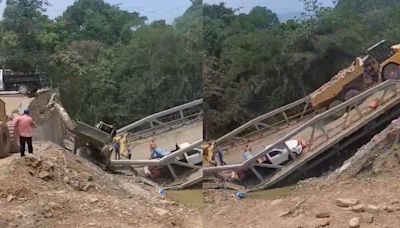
366;204;379;214
352;204;365;212
349;217;360;228
316;212;330;218
335;198;359;207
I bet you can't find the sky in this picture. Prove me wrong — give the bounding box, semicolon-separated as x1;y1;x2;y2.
204;0;335;14
0;0;335;24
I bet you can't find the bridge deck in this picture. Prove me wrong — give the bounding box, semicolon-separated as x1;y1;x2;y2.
118;121;202;160
223;116;314;165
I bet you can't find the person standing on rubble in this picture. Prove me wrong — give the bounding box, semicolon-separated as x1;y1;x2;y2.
14;109;35;157
113;140;121;160
215;147;227;166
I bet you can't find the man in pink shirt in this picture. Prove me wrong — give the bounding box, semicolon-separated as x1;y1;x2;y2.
14;109;35;157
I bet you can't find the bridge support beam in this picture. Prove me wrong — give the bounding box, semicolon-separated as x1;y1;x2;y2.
250;166;263;181
167;164;178;180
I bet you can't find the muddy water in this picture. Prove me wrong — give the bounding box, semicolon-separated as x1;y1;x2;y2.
168;188;203;211
246;186;294;200
167;186;293;211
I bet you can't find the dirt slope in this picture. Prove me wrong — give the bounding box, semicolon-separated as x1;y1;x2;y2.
0;142;201;228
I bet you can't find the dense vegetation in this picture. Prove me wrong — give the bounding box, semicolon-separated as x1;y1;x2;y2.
204;0;400;138
1;0;400;137
0;0;202;127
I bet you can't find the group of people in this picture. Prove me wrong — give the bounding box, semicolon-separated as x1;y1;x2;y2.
112;140;133;160
210;143;254;166
112;138;169;161
8;109;36;157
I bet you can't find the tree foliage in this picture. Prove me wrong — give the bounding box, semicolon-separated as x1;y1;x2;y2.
204;0;400;137
0;0;202;128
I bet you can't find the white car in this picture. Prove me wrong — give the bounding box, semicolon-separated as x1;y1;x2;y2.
175;142;203;165
258;139;303;165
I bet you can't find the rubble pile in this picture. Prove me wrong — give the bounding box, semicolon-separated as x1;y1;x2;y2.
333;116;400;178
0;142;201;227
24;154;95;192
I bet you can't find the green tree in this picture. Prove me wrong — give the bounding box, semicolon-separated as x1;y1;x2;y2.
109;23;202;125
1;0;51;71
56;0;146;45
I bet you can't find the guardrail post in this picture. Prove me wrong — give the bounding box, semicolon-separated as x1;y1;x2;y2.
355;105;363;118
342;107;351;129
300;101;310;118
308;126;316;152
380;88;387;102
282;111;289;125
179;110;184;119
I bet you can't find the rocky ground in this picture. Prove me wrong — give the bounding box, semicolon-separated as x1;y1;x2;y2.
0;142;202;228
204;175;400;227
204;117;400;228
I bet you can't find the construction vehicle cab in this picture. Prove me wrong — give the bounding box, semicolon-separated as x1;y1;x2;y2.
95;121;116;138
72;120;116;167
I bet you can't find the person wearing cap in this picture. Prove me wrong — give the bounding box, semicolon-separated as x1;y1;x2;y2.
14;109;35;157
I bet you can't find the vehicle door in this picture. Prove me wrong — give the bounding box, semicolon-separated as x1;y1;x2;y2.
267;149;286;165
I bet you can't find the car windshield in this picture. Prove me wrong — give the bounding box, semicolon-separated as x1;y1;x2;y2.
268;150;280;157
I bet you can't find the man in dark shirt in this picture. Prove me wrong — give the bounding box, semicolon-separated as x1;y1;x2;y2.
113;141;120;160
216;147;227;166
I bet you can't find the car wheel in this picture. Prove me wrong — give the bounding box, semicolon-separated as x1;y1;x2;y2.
382;63;400;80
18;84;29;94
344;89;360;101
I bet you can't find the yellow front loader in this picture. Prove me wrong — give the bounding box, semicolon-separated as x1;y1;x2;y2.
310;40;400;110
203;141;216;166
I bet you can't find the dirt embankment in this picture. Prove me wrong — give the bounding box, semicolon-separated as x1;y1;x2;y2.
204;116;400;228
0;142;201;228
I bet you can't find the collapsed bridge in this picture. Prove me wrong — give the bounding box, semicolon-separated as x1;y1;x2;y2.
204;80;400;192
1;91;203;190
